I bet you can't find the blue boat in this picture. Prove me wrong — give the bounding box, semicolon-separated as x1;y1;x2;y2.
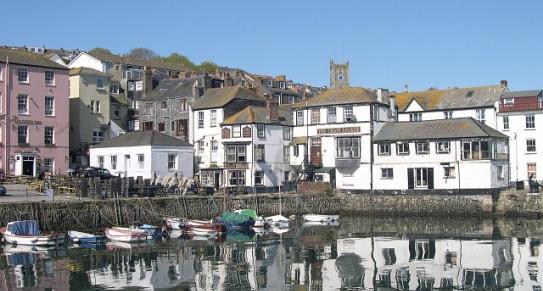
68;231;105;244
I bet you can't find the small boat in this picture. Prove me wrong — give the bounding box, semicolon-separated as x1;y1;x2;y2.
265;215;290;228
185;220;226;234
168;230;183;239
165;218;184;230
302;214;339;223
0;220;64;246
303;220;340;227
105;227;147;242
190;227;217;237
68;231;105;244
219;211;256;230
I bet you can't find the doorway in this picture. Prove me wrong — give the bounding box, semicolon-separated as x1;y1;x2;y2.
214;171;220;189
310;138;322;167
22;156;35;176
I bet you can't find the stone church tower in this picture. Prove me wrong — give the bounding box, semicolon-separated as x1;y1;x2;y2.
329;59;350;88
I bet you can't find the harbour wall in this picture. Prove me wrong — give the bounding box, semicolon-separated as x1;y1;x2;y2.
0;190;540;231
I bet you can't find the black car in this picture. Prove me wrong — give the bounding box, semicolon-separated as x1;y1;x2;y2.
79;167;115;179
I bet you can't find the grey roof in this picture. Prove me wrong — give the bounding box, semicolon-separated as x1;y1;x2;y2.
91;131;191;148
69;67;109;77
292;87;377;108
191;85;266;110
143;77;203;101
502;90;542;99
374;118;507;142
0;47;68;69
222;105;291;125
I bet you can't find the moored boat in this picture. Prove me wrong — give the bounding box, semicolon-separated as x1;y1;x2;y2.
189;227;217;237
302;214;339;223
68;231;105;244
185;220;226;234
265;215;290;228
0;220;64;246
219;211;256;230
164;218;184;230
105;227;147;242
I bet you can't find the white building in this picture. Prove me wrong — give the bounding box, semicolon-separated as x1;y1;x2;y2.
373;118;509;193
89;131;193;179
290;87;395;192
497;90;543;183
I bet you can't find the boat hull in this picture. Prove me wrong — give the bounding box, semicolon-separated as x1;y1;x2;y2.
105;228;147;242
1;231;64;246
303;214;339;222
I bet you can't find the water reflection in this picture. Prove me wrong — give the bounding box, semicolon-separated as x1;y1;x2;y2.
0;217;542;290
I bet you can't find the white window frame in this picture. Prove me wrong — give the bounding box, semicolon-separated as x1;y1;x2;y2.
344;106;354;121
17;125;28;144
92;129;104;143
228;170;246;186
378;144;391;156
198;111;204;128
255;144;265;162
327;107;337;123
44;70;54;86
283;127;290;140
210;140;218;163
527;139;536;153
336;137;360;159
232;125;241;138
296;111;304;126
503;116;509;130
311;108;320;124
397;143;410;155
444;111;453;119
416;142;430;154
526;115;535;129
44;126;54;145
96;78;105;90
415;168;429;189
17;67;28;83
45;96;54;116
91;100;101;113
254;171;265;185
257;124;265;138
43;158;54;172
443;166;456;178
503;98;514;105
381;168;393;179
109;83;119;94
137;154;144;169
17;94;29;115
168;153;177;170
98;156;104;168
476;109;486;123
210;110;217;127
409;113;422;122
436;141;450;154
110;155;117;170
527;162;537;180
283;146;289;163
497;165;505;180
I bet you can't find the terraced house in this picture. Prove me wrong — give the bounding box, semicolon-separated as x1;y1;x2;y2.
0;48;70;176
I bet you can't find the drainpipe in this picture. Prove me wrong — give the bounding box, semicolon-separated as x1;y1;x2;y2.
369;103;374;194
4;57;10;174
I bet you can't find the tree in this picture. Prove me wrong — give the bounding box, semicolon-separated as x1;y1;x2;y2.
128;47;158;60
88;47;112;55
162;53;195;69
196;61;218;73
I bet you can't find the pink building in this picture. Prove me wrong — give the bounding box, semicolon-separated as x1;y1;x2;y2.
0;48;69;176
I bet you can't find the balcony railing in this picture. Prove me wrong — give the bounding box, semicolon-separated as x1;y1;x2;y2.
499;102;543;113
122;70;143;80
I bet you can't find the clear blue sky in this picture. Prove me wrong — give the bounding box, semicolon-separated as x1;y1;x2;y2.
2;0;542;91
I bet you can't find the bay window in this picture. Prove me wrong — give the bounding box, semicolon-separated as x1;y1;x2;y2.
462;140;491;160
336;137;360;159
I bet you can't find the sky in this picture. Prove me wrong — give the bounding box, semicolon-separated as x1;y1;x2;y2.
1;0;542;91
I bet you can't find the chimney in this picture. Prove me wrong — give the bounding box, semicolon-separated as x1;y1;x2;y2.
192;80;200;98
500;80;508;88
389;94;396;118
265;94;279;121
404;84;409;92
376;88;388;103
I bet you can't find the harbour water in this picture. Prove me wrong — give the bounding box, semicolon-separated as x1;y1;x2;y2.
0;216;542;290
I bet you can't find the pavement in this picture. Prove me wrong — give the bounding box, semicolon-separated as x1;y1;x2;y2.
0;183;76;203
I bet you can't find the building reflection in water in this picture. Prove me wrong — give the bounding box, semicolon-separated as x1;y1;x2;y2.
0;219;541;290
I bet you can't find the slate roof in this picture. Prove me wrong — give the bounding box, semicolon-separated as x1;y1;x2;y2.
143;77;203;101
69;67;110;77
91;131;191;148
191;85;266;110
292;87;377;108
394;85;506;112
0;47;68;69
502;90;542;99
373;118;507;142
222;105;291;125
89;52;187;71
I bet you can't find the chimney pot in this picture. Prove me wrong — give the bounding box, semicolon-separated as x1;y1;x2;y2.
500;80;508;87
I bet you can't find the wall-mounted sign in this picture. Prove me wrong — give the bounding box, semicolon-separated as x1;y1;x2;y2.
135;81;143;91
317;127;360;135
12;116;42;125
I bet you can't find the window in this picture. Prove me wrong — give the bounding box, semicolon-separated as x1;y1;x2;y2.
137;154;144;169
168;154;177;170
344;106;354;121
198;140;204;152
279;81;286;89
476;109;486;123
503;116;509;130
17;67;28;83
444;166;456;178
17;125;28;144
90;100;100;113
44;96;54;116
503;98;514;105
462;140;491;160
158;122;165;132
109;83;119;94
527;139;537;153
44;70;54;86
294;145;300;157
198;112;204;128
283;127;290;140
96;78;105;90
283;146;289;162
528;163;537;179
296;111;304;126
254;124;265;138
381;168;393;179
383;248;397;265
327;107;337;123
336;137;360;159
444;111;453;119
44;127;54;145
232;125;241;138
110;155;117;170
255;171;264;185
114;107;120;118
526;115;535;129
497;165;505;180
226;144;246;162
416;142;430;154
409;113;422;122
17;94;28;114
210;140;218;163
415;168;429;188
311;108;320;124
210;110;217;127
228;170;245;186
98;156;104;168
92;129;104;143
436;141;450;154
397;143;410;155
378;144;391;156
255;144;265;162
43;158;54;172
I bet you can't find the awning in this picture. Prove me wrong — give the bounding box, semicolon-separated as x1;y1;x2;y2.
290;137;307;146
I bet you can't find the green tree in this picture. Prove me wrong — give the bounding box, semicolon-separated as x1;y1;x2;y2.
196;61;218;72
88;47;112;55
162;53;195;69
128;47;158;60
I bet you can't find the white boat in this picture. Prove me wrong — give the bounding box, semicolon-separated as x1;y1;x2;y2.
303;220;340;227
165;218;184;230
253;217;269;228
105;227;147;242
302;214;339;223
0;220;64;246
190;227;217;237
168;230;183;239
265;215;290;228
68;231;104;244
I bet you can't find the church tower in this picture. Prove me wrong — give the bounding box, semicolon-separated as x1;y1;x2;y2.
329;59;350;88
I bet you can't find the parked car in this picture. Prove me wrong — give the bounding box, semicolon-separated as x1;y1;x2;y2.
0;185;6;196
79;167;115;180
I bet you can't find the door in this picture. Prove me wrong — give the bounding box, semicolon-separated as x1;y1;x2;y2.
124;155;131;177
22;156;34;176
214;171;220;189
310;138;322;167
